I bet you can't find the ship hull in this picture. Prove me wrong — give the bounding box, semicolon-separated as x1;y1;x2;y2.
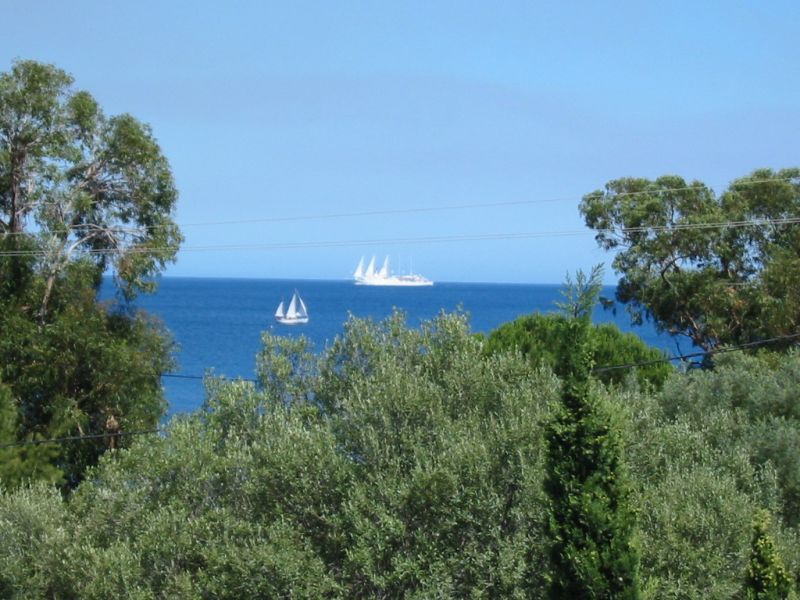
275;316;309;324
355;277;433;287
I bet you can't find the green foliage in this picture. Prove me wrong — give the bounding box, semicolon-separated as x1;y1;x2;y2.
554;263;604;319
485;312;672;389
485;264;672;389
0;312;557;597
0;269;172;488
544;315;641;598
317;310;555;597
626;352;800;598
744;510;796;599
0;59;179;487
0;381;63;488
659;351;800;528
0;483;72;599
0;59;182;301
256;331;316;404
580;168;800;350
1;313;800;596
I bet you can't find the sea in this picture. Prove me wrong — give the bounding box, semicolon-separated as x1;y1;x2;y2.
103;277;683;414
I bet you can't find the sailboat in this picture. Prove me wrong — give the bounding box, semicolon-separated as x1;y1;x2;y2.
274;290;309;324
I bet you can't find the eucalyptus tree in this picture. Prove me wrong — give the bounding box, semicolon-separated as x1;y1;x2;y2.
0;59;182;314
580;168;800;351
0;59;181;487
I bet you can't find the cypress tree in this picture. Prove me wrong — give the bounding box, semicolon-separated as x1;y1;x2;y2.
744;509;796;600
544;268;641;598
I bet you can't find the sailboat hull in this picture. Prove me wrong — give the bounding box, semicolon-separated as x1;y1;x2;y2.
275;316;309;324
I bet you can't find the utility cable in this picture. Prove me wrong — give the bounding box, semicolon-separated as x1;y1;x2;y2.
592;331;800;374
6;175;797;236
4;332;798;449
160;331;800;382
1;216;799;258
0;429;161;450
162;373;259;383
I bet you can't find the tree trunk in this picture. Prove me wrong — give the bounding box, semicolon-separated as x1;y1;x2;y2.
39;272;57;321
9;147;26;233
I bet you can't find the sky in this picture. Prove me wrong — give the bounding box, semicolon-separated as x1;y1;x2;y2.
3;1;798;283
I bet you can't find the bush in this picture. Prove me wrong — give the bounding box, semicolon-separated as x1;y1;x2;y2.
484;312;673;389
1;314;799;597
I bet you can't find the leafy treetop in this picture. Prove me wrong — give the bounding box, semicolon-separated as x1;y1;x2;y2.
580;168;800;350
0;59;182;312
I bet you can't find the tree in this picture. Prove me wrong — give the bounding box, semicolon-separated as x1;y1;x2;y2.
0;311;556;597
580;168;800;351
485;265;673;388
0;380;63;488
543;271;641;598
4;312;800;595
0;59;182;312
0;59;181;487
744;509;796;599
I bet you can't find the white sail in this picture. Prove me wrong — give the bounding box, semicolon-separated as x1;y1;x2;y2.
353;256;365;279
378;256;390;278
296;294;308;318
365;256;376;277
274;301;285;319
286;293;299;319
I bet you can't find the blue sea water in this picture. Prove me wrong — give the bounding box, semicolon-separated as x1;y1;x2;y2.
105;277;683;414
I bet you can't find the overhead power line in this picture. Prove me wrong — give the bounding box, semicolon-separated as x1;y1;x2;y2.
0;429;161;450
5;175;797;236
1;216;799;258
4;332;798;450
162;372;257;383
592;332;800;374
160;331;800;383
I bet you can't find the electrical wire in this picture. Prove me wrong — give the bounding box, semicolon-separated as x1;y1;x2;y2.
160;331;800;382
4;175;797;237
1;216;798;258
0;429;161;450
592;331;800;374
4;331;797;450
162;373;258;383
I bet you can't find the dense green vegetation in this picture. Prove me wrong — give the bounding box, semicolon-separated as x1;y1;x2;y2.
0;60;180;487
1;310;799;598
744;510;796;599
484;311;673;389
581;168;800;351
542;269;641;598
484;266;672;389
3;59;799;596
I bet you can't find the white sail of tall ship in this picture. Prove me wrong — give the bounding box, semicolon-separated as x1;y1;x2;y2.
353;256;433;287
353;257;365;280
275;290;309;324
365;256;377;279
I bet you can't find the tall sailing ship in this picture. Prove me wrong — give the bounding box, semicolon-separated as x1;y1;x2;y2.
353;256;433;287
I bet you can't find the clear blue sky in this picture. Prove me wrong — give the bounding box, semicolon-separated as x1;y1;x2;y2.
4;1;798;283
